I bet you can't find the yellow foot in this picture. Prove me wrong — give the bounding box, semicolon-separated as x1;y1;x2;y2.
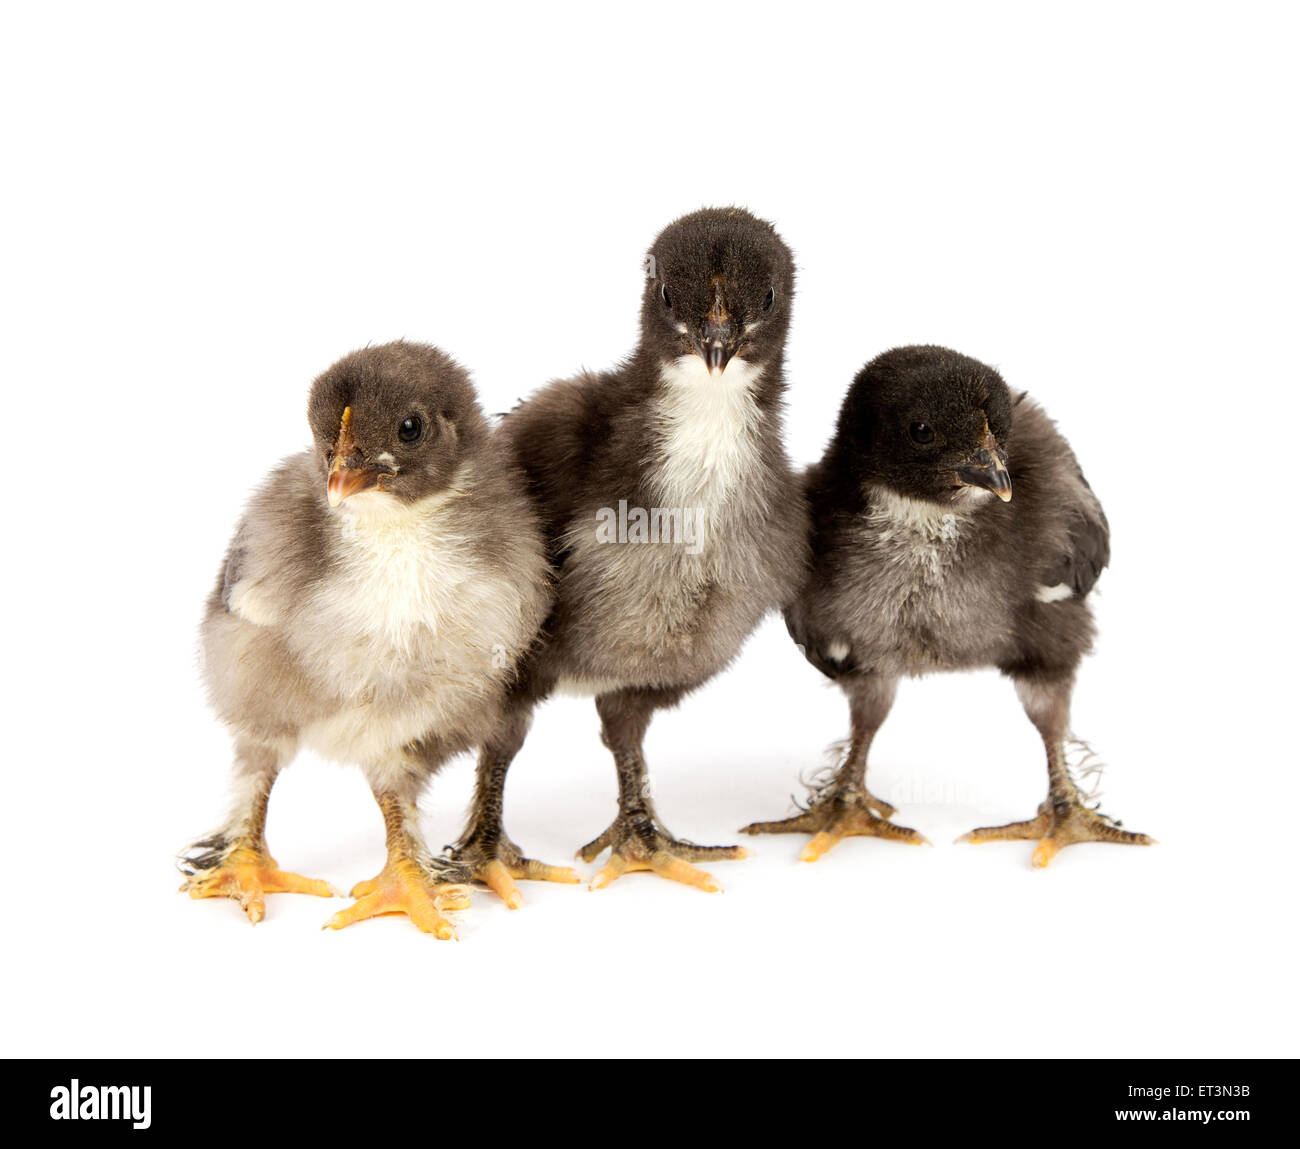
958;799;1156;868
578;817;746;893
446;837;581;910
740;783;929;861
182;843;339;924
324;856;471;938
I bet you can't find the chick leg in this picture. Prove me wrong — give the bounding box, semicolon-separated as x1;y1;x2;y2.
444;707;581;909
741;674;928;859
180;741;338;924
958;675;1156;867
578;686;746;893
325;786;471;938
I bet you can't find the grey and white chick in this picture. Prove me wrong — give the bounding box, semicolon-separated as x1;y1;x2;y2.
180;341;556;936
445;206;810;896
743;345;1154;866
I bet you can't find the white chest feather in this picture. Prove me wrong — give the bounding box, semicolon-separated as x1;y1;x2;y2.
289;489;507;763
864;487;969;582
650;355;764;529
327;490;474;646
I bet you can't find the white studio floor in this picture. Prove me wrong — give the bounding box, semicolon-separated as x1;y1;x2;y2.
11;604;1290;1059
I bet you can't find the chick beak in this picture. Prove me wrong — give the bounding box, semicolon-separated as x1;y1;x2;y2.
702;336;733;375
955;421;1013;502
326;406;382;507
327;459;381;507
694;277;736;376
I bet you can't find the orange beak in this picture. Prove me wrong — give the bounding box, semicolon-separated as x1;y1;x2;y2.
326;407;382;507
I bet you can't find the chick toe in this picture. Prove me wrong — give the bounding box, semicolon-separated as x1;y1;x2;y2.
324;855;468;938
581;816;745;892
959;799;1156;867
183;843;338;924
445;837;582;910
741;783;928;861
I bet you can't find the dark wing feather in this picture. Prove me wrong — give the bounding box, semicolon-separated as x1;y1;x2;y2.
1043;461;1110;597
781;460;864;679
783;603;857;680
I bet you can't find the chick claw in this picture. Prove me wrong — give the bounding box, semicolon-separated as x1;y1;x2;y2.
957;799;1156;867
324;856;470;938
740;784;929;861
183;844;339;924
578;819;746;893
445;839;582;910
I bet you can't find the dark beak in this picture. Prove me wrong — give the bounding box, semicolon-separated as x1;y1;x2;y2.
326;406;385;507
692;277;737;376
696;323;735;376
955;421;1013;502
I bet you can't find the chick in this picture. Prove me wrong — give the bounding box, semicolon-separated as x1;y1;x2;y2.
743;345;1153;866
447;207;809;897
180;341;554;935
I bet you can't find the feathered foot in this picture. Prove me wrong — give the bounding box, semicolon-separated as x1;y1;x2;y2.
324;855;471;938
181;840;339;924
446;836;581;910
578;816;746;893
957;798;1156;868
740;782;929;861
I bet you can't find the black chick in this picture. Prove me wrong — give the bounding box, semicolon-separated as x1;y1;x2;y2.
446;206;809;896
743;345;1153;866
180;342;555;935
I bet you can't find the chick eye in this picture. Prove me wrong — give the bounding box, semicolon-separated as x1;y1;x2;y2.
762;286;775;311
660;282;672;308
398;415;423;443
909;422;934;444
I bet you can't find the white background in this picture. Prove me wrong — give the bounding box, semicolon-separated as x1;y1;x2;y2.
3;2;1296;1059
